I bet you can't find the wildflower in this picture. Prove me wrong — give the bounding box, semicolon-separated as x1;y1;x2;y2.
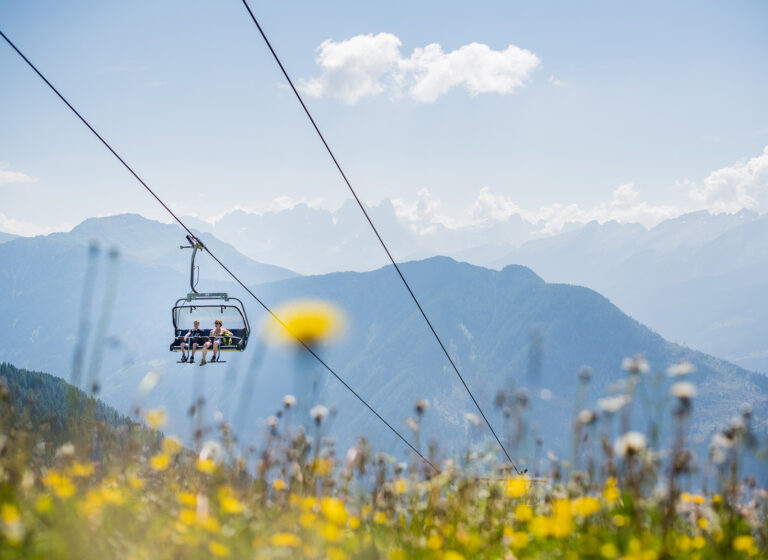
571;496;601;517
208;541;230;557
267;415;279;429
415;399;429;414
270;532;301;547
150;453;171;472
514;503;533;522
199;440;224;463
319;522;342;542
614;432;647;458
600;542;619;558
272;478;287;491
394;478;409;495
42;471;76;498
35;496;52;513
510;531;529;549
310;405;329;424
264;299;346;346
732;535;758;556
197;457;216;474
444;552;464;560
1;504;24;545
100;484;125;505
577;409;597;425
603;478;620;504
217;487;244;515
504;477;528;498
373;511;387;524
314;457;332;476
283;394;297;408
598;394;630;414
622;355;650;374
145;408;167;429
162;436;184;456
404;417;419;432
426;533;443;549
178;492;197;507
667;361;696;376
300;512;316;528
327;547;347;560
670;381;696;400
56;442;75;458
69;461;95;478
320;497;348;525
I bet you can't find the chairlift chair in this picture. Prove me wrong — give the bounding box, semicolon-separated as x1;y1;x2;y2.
169;235;250;362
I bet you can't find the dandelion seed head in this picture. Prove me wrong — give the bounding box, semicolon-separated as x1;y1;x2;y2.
283;395;297;408
667;361;696;377
670;382;696;400
614;431;646;458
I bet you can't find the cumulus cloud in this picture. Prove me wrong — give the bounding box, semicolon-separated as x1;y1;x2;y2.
0;164;36;187
687;145;768;213
301;33;540;104
0;212;68;236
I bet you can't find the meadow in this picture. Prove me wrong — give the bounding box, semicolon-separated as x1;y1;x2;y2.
0;353;766;560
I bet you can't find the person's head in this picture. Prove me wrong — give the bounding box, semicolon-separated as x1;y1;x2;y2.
215;320;223;328
193;320;200;328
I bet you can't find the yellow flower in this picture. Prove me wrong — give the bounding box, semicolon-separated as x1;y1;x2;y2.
388;549;406;560
77;490;104;519
162;436;183;456
319;522;342;543
300;512;317;528
270;532;301;547
393;478;409;495
178;492;197;508
0;504;20;524
510;531;529;549
69;461;95;478
272;478;287;491
733;535;758;556
514;503;533;522
1;504;23;546
145;408;167;429
197;457;216;474
600;543;619;559
264;299;346;346
220;496;244;515
426;534;443;550
128;474;145;489
571;496;601;517
321;497;348;526
150;453;171;472
348;516;360;529
697;517;710;530
208;541;230;557
314;458;333;477
529;516;550;538
327;547;347;560
373;511;387;524
443;552;464;560
100;485;125;505
42;471;76;498
504;477;528;498
35;496;52;513
179;509;197;526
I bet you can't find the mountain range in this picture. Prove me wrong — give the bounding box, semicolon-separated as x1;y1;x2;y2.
1;214;765;466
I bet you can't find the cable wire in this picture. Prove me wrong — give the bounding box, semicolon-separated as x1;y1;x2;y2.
0;27;440;475
239;0;519;474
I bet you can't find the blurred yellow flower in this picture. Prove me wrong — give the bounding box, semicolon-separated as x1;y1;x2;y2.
128;474;145;489
510;531;529;549
0;503;23;546
388;548;406;560
69;461;95;478
600;542;619;559
426;533;443;549
208;541;230;557
300;512;317;528
270;532;301;547
327;547;347;560
321;497;348;526
42;471;75;498
314;457;333;477
145;408;167;429
178;492;197;508
733;535;758;556
443;552;464;560
394;478;409;495
348;516;360;529
100;484;125;505
571;496;601;517
162;436;183;456
504;477;528;498
264;299;346;346
514;503;533;522
272;478;287;491
35;496;52;513
319;522;342;543
197;457;216;474
1;504;20;524
150;453;171;472
373;511;387;524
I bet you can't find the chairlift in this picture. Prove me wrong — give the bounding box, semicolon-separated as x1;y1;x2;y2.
169;235;250;362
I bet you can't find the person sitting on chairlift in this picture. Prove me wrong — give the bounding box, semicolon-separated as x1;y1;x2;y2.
200;319;233;366
180;320;205;363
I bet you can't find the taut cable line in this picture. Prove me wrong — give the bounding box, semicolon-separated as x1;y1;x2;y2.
238;0;520;474
0;27;440;475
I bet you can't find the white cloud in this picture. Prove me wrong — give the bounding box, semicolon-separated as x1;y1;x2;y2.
0;212;69;236
687;145;768;213
548;74;564;87
0;164;37;187
301;33;540;104
206;196;327;224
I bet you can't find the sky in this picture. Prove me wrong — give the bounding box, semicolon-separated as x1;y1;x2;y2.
1;0;767;236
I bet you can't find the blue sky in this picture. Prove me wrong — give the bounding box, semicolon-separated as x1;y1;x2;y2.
1;0;767;235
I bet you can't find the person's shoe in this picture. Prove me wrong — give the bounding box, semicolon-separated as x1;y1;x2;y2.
211;355;217;362
181;355;188;363
199;358;207;366
189;357;195;363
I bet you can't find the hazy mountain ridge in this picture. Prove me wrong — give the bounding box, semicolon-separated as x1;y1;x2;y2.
1;217;765;462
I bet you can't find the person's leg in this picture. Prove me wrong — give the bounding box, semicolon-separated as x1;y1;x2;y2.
190;342;198;362
200;341;210;365
180;342;188;361
212;340;220;362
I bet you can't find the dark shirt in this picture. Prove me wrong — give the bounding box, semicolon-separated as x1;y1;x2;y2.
187;328;205;339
